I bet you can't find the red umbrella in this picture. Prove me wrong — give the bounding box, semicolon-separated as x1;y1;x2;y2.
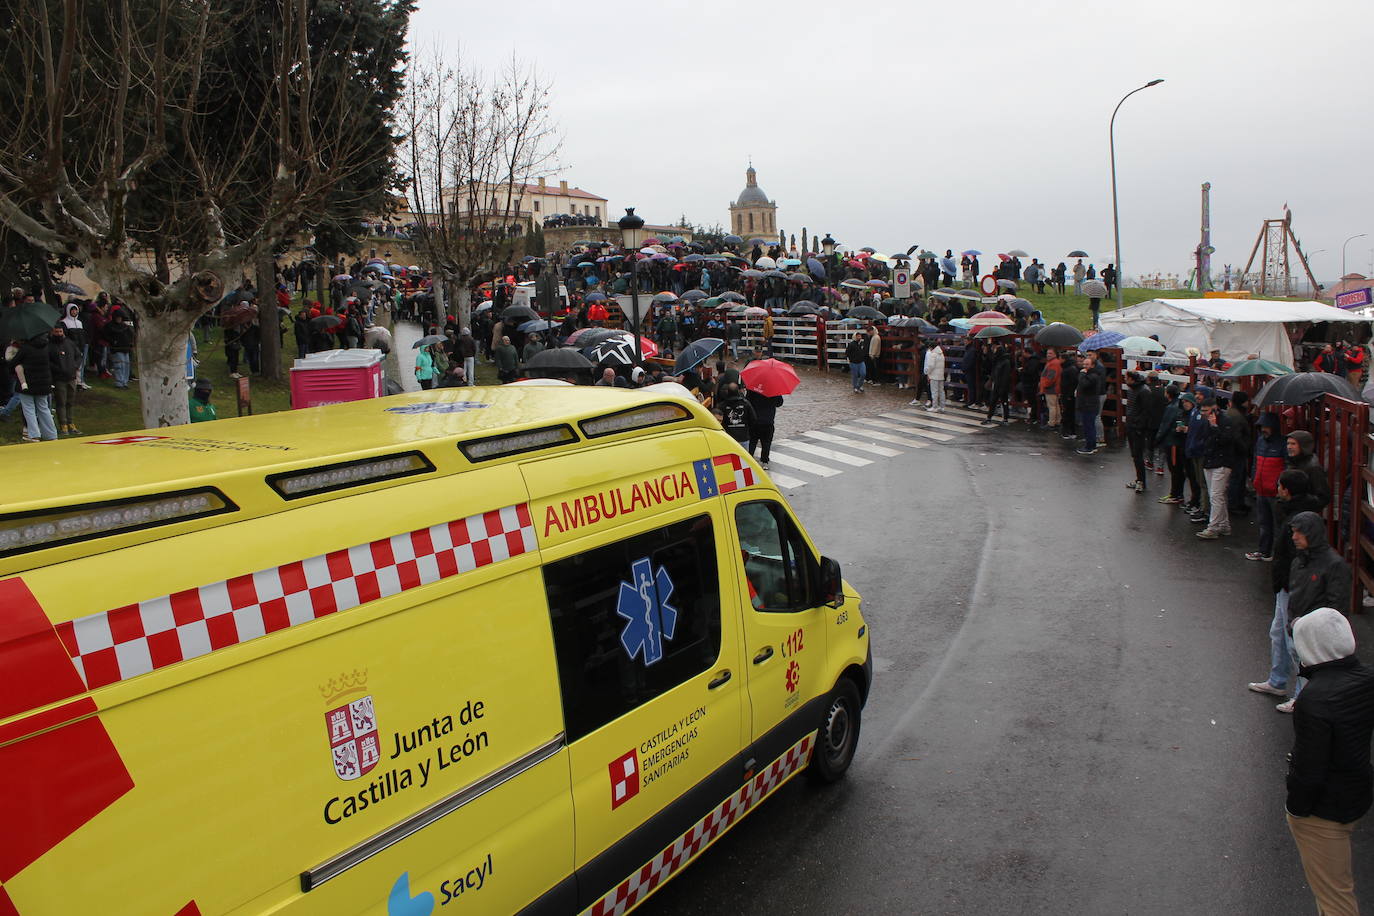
741;358;800;397
220;302;258;328
997;253;1011;261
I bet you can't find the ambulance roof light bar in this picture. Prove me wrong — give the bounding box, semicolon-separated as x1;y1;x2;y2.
267;452;434;500
580;402;692;439
0;488;236;558
459;424;578;462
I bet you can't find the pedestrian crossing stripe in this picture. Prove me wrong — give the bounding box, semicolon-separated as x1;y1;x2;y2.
772;440;872;467
764;450;842;477
800;430;901;457
889;410;985;433
831;424;931;449
859;417;955;442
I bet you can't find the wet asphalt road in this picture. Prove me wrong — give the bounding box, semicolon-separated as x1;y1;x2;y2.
640;420;1374;915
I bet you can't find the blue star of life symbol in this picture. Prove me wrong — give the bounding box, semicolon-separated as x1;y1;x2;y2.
384;402;490;414
616;557;678;666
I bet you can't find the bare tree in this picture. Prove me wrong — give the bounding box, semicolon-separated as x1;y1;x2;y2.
0;0;409;426
402;51;559;332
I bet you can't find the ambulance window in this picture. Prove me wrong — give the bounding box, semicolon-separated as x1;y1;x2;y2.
735;501;815;612
543;514;721;743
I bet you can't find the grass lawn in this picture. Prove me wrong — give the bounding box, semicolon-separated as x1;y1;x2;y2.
1009;286;1202;329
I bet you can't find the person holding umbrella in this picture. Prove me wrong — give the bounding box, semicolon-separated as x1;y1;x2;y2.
741;357;798;468
414;341;439;390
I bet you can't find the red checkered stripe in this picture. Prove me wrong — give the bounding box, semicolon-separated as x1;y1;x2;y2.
586;731;816;916
712;453;756;494
52;503;535;690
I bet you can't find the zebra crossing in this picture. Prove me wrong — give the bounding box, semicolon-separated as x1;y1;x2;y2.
760;405;993;490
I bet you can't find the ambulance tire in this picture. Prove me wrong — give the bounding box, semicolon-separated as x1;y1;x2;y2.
807;678;862;783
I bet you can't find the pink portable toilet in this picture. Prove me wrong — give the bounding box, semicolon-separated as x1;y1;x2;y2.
290;349;385;408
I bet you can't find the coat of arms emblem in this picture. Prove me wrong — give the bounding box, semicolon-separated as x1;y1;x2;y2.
321;671;381;781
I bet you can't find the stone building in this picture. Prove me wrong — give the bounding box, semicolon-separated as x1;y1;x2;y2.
728;165;777;239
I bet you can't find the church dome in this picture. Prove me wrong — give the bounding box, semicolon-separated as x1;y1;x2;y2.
735;165;771;207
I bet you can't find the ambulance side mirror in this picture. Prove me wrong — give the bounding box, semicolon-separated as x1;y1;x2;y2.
818;556;844;608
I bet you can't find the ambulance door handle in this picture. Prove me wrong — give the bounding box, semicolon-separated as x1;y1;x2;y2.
753;647;774;665
708;670;733;689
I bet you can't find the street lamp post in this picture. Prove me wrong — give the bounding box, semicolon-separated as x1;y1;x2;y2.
821;233;837;284
1109;79;1165;311
1342;234;1367;282
618;208;646;363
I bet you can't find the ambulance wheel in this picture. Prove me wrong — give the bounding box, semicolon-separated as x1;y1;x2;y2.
808;679;861;783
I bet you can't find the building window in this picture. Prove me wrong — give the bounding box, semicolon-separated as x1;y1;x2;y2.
595;206;601;221
542;515;722;742
748;213;754;232
533;201;540;212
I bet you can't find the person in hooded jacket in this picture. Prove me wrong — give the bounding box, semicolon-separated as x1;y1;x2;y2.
1288;511;1351;626
960;341;981;407
983;343;1013;425
1287;430;1331;512
1074;352;1104;454
1249;412;1288;560
1285;607;1374;915
1144;372;1168;476
745;388;782;468
715;383;755;445
1252;471;1327;709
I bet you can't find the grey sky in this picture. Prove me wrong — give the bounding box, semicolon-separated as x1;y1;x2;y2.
411;0;1374;282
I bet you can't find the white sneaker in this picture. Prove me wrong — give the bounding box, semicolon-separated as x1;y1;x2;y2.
1276;698;1296;714
1248;681;1286;697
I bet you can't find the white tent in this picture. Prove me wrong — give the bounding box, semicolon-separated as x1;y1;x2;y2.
1098;298;1369;365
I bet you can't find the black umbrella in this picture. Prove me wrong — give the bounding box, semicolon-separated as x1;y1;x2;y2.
764;269;789;280
309;314;344;332
848;306;885;319
526;347;595;370
722;234;744;246
567;327;623;348
719;291;746;303
788;302;821;315
499;305;539;323
681;289;708;302
584;337;638;367
1006;297;1035;315
1034;323;1084;347
55;281;86;295
1255;371;1361;407
0;301;61;341
674;337;724;373
651;292;680;305
412;334;446;349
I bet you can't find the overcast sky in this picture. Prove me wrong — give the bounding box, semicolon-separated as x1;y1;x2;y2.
411;0;1373;283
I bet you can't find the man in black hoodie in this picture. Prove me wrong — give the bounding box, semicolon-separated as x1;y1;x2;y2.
716;383;755;446
1287;430;1331;511
1251;471;1327;708
1286;607;1374;915
1288;511;1351;625
745;388;782;469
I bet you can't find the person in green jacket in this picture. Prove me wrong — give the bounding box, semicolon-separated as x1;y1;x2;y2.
415;344;438;390
189;377;217;422
493;335;519;384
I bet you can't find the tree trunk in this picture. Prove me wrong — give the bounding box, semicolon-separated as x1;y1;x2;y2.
431;276;446;329
137;309;199;427
257;253;282;381
452;283;471;336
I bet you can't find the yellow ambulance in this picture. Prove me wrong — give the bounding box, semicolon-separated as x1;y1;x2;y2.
0;383;870;916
